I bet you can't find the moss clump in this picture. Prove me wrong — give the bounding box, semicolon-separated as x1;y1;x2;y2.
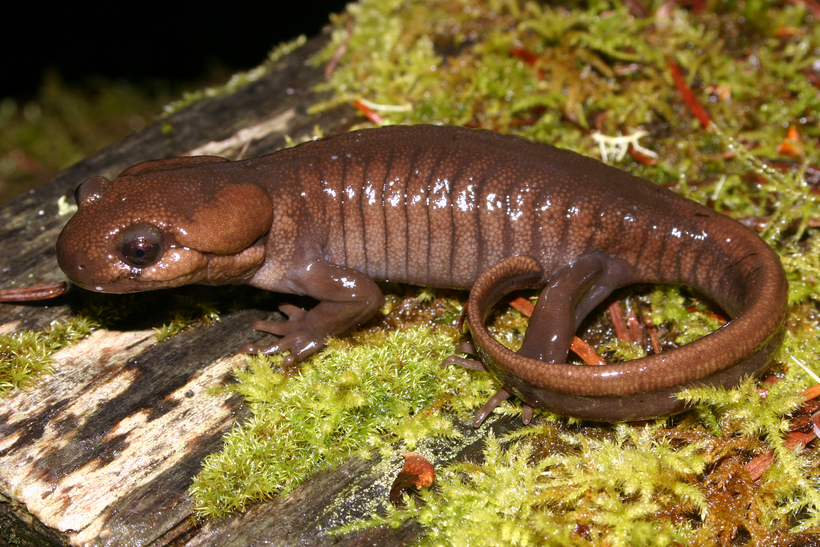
153;295;220;342
190;325;502;519
312;0;820;183
339;427;708;546
0;317;97;394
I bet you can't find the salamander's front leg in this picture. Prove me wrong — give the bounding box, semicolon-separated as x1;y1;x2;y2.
238;259;384;365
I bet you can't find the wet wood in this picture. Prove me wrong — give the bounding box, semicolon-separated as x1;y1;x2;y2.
0;32;514;547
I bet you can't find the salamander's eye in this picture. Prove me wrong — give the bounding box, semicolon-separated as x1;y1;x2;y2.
119;224;163;267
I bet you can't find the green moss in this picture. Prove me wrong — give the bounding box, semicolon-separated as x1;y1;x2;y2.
312;0;820;189
782;237;820;307
647;286;725;346
0;317;97;394
597;337;647;362
154;295;220;342
190;325;504;519
339;426;708;546
675;326;820;534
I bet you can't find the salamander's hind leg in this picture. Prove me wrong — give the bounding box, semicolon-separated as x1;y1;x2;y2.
464;254;632;426
517;254;614;363
473;387;511;427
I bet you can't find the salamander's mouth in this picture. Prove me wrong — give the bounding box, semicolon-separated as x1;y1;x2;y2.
62;263;209;294
56;249;125;293
58;260;166;293
67;278;163;294
57;253;192;294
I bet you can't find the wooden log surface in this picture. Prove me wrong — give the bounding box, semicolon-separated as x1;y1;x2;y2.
0;32;516;546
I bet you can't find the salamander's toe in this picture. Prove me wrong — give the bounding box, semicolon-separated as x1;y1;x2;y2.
472;387;511;428
440;355;486;371
522;404;534;425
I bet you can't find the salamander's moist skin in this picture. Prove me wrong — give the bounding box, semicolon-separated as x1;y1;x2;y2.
56;125;788;424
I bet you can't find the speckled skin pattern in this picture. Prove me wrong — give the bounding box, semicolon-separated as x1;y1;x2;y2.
57;125;788;421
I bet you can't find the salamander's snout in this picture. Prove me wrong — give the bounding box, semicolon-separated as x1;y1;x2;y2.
55;213;114;292
55;230;93;288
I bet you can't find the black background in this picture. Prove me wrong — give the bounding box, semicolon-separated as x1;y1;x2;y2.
2;2;351;100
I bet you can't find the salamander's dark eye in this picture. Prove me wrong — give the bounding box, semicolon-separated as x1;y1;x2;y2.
119;224;164;267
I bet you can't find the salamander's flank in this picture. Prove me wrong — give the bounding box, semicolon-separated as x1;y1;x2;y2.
55;125;788;423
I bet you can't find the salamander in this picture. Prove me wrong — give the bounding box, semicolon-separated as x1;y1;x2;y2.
55;125;788;424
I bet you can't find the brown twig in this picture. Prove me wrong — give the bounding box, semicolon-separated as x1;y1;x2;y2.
0;282;67;302
570;337;608;365
353;100;385;125
802;384;820;402
608;301;631;343
628;144;658;165
666;55;713;129
746;431;817;480
624;300;645;347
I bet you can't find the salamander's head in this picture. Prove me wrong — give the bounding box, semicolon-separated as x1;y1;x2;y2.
57;156;273;293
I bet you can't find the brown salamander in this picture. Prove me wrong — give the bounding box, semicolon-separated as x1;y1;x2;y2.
55;125;788;424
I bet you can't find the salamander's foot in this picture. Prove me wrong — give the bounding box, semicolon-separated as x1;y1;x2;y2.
441;340;486;370
453;339;477;355
444;341;534;426
236;304;323;365
470;388;536;427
